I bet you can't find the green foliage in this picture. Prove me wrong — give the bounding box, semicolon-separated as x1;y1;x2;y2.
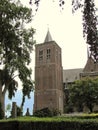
68;77;98;113
72;0;98;62
33;108;52;117
2;113;98;121
0;0;35;107
6;104;11;112
5;103;11;117
33;107;61;117
2;115;98;130
83;0;98;62
64;103;74;113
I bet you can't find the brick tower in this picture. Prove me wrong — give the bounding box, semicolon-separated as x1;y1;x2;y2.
34;30;63;113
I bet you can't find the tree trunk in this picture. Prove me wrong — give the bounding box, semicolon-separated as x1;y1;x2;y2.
0;77;5;117
1;93;5;114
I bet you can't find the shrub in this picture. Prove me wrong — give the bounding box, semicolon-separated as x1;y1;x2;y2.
33;107;52;117
17;106;23;117
52;108;61;116
33;107;61;117
64;105;74;113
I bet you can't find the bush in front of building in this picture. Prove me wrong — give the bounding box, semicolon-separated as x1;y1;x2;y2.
33;107;61;117
33;107;53;117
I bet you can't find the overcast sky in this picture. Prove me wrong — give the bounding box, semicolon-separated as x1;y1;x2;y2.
21;0;88;73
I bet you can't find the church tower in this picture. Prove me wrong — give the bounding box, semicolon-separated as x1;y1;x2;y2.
34;30;64;113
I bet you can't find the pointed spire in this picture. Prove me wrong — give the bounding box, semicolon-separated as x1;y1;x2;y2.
44;29;53;43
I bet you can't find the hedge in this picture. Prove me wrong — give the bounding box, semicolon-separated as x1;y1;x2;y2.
0;120;98;130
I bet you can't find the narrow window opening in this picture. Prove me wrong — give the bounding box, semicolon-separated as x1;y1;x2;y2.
39;50;43;61
47;48;51;59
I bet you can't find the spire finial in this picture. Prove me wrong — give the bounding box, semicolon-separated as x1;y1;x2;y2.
47;24;50;32
44;27;53;43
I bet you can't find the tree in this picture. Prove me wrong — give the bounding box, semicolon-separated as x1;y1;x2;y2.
82;0;98;62
72;0;98;62
68;77;98;113
5;103;11;118
0;0;35;116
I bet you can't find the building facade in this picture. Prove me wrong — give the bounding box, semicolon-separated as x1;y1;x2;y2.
34;30;64;113
34;30;98;114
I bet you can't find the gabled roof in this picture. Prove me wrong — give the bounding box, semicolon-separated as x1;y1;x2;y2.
63;68;83;83
44;30;53;43
83;57;98;72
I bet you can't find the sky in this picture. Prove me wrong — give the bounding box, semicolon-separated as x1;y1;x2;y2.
33;0;87;68
19;0;89;80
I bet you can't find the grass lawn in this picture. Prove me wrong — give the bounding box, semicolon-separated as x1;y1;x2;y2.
1;113;98;122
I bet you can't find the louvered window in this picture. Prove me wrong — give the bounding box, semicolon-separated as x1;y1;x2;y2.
47;48;51;59
39;50;43;61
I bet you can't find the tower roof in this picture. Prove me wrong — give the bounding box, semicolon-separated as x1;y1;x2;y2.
44;30;53;43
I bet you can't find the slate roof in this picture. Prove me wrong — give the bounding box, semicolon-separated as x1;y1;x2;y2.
63;68;83;83
83;57;98;72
